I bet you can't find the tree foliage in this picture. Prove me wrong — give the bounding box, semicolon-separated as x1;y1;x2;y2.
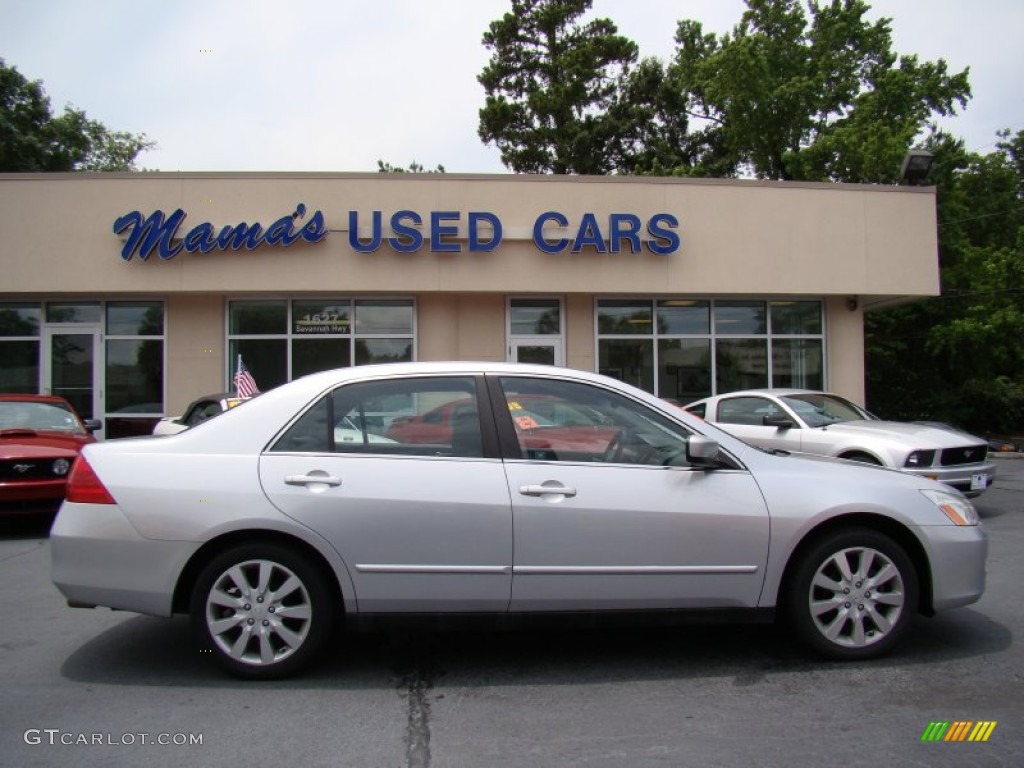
865;130;1024;432
478;1;969;181
670;0;970;181
0;58;153;172
478;0;639;174
376;160;446;173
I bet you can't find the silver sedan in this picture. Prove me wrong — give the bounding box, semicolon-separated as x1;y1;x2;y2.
685;389;996;497
51;363;987;679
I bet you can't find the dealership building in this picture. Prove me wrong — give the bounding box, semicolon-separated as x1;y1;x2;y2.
0;172;938;439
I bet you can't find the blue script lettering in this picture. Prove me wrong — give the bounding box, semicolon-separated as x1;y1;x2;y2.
113;203;327;261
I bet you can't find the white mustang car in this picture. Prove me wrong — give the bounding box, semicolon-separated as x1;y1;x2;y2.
684;389;995;496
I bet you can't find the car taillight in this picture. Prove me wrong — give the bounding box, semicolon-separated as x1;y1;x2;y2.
65;456;116;505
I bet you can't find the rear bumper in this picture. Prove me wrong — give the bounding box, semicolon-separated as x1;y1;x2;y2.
50;501;198;617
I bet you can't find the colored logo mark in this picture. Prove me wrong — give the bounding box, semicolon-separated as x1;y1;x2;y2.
921;721;997;742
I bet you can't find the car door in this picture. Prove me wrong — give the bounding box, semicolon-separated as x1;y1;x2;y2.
260;375;513;613
713;395;801;452
492;376;770;612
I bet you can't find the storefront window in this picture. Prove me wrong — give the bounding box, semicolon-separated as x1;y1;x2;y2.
230;300;288;335
657;300;709;335
106;302;165;336
0;341;40;393
599;338;654;393
105;340;163;412
228;298;415;390
46;302;101;324
0;303;40;336
229;338;289;391
510;299;561;335
772;339;824;389
597;298;824;398
356;339;414;365
716;338;768;392
597;300;653;335
658;339;712;402
293;339;351;379
0;303;40;393
715;301;766;335
355;299;414;335
770;301;822;335
104;300;165;438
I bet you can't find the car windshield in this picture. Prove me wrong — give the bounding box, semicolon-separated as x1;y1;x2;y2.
781;394;874;428
0;400;85;433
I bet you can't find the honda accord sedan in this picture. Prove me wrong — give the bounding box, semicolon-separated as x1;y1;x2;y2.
51;363;987;679
685;390;996;497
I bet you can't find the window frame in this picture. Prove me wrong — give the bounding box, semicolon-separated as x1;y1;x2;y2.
595;298;826;399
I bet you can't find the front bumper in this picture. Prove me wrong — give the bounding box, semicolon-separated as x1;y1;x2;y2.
904;461;996;497
50;501;198;617
919;523;988;612
0;478;67;503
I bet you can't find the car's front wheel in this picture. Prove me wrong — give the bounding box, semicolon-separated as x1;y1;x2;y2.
190;543;335;679
786;528;918;660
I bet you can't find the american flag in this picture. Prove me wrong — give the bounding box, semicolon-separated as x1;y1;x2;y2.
233;356;260;398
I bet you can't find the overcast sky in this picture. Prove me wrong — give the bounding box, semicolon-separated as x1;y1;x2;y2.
1;0;1021;173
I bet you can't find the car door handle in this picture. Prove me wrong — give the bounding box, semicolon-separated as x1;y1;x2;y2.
285;473;342;487
519;483;577;498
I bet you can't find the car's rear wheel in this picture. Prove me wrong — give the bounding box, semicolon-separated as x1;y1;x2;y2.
786;528;918;660
190;543;334;679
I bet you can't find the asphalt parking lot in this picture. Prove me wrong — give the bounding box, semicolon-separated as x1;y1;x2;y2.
1;459;1022;768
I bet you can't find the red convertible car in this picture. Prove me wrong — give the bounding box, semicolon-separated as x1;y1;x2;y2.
0;394;100;514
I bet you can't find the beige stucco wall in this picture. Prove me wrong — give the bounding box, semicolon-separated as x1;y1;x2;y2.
165;294;225;413
824;296;867;405
0;172;938;300
0;172;939;410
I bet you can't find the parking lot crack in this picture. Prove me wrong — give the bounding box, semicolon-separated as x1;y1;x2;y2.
0;540;45;563
392;645;437;768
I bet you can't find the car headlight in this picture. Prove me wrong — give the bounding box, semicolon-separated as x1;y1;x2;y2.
52;458;72;477
921;489;979;526
904;450;936;468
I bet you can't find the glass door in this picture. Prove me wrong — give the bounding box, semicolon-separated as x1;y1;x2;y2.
508;298;564;367
511;339;562;366
42;326;102;434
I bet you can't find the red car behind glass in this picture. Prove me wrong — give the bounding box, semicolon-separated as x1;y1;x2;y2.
386;394;619;458
0;395;100;514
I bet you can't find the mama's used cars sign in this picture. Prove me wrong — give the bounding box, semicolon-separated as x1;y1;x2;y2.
113;205;680;261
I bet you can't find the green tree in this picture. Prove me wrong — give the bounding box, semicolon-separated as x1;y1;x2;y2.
668;0;970;181
0;58;153;171
866;130;1024;433
478;0;639;174
376;160;445;173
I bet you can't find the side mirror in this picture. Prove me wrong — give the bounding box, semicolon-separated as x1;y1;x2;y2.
686;435;721;468
83;419;103;433
763;413;795;429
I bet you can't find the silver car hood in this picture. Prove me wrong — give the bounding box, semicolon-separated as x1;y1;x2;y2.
820;420;984;448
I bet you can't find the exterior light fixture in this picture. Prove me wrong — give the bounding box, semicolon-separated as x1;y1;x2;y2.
899;150;935;186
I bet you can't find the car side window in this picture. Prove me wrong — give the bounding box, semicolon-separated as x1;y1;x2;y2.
685;402;707;419
497;377;695;467
270;376;485;458
184;401;222;427
717;397;781;427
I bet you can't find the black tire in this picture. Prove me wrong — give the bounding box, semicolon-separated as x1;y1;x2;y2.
785;528;918;660
190;543;335;679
